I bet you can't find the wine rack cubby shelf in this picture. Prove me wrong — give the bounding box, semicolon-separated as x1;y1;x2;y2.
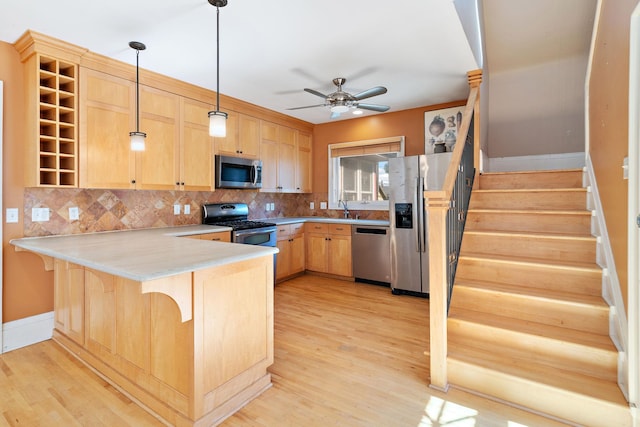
32;55;78;187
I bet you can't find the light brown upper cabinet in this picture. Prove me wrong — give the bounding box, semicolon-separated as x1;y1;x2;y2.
260;121;299;193
215;112;260;159
79;68;136;189
296;131;312;193
80;68;215;191
179;98;215;191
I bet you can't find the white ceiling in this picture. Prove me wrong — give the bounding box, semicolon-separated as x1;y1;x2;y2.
0;0;479;124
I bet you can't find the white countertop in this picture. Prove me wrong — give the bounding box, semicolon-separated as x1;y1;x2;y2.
10;225;277;282
262;217;389;227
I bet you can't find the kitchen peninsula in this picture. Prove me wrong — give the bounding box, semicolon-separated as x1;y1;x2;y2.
10;225;277;427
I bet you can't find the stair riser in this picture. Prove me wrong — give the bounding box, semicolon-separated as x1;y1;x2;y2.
453;285;609;335
448;319;618;381
456;258;602;296
448;359;631;427
466;211;591;234
469;190;587;210
478;171;584;190
460;233;597;263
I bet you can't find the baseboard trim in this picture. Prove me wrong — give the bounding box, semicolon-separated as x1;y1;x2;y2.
2;311;53;353
487;152;586;172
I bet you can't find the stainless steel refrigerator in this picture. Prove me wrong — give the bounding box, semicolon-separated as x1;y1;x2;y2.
389;153;452;296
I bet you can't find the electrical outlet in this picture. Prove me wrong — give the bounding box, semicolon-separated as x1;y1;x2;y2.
309;202;315;210
69;207;79;221
270;202;275;211
184;204;191;214
320;201;327;209
32;208;50;222
6;208;19;223
173;204;181;215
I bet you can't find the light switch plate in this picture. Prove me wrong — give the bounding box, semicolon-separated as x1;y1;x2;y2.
270;202;275;211
184;204;191;214
69;207;79;221
320;201;327;209
6;208;19;223
310;202;315;210
173;204;181;215
32;207;50;222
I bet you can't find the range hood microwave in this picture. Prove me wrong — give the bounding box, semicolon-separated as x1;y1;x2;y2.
215;155;262;189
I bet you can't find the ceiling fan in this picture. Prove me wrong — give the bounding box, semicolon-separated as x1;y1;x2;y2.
287;77;389;119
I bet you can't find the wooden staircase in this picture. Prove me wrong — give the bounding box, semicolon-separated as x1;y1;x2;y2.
447;169;631;426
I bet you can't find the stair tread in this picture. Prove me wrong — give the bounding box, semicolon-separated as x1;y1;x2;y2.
479;168;583;176
459;251;601;270
453;278;608;307
468;208;591;215
449;307;615;350
463;229;596;241
447;344;627;405
474;187;587;193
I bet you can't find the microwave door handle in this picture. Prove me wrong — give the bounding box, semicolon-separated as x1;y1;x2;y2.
251;165;258;185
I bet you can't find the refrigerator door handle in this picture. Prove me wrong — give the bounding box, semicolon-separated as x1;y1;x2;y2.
417;176;426;253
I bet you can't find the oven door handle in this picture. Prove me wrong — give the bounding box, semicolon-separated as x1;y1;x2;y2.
235;228;276;238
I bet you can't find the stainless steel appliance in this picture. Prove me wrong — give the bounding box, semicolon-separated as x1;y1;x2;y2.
202;202;276;246
388;153;452;296
352;226;391;285
215;155;262;189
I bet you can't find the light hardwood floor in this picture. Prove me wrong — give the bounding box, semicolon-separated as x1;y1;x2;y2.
0;275;569;426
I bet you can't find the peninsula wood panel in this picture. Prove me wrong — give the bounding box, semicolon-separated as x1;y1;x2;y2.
85;268;116;354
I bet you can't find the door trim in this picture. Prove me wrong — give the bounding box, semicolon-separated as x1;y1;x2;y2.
628;3;640;419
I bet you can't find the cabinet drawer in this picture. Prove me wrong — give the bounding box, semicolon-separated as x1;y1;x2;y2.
329;224;351;236
276;224;291;236
305;223;328;234
198;232;231;242
290;222;304;236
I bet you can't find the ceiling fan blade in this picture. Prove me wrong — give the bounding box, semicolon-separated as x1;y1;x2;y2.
353;86;387;101
357;103;390;112
304;88;330;99
286;104;326;111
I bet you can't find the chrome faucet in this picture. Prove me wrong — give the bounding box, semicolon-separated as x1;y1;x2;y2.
339;199;350;219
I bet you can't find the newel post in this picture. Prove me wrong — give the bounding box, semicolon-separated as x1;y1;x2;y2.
427;194;450;391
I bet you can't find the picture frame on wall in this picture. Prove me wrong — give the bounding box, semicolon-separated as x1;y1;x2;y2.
424;106;464;154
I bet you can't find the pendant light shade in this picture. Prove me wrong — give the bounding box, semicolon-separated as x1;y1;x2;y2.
129;41;146;151
207;0;228;137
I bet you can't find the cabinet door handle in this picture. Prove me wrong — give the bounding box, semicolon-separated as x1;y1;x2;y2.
131;179;136;184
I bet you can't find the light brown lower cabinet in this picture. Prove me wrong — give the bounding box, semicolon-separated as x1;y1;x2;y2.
305;223;352;277
183;231;231;242
51;256;273;426
275;223;305;282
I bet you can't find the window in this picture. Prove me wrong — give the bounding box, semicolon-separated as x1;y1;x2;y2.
328;136;404;211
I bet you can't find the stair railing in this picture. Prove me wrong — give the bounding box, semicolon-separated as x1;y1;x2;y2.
426;69;482;391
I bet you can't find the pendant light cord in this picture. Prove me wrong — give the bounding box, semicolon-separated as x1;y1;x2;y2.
135;48;140;132
216;4;221;112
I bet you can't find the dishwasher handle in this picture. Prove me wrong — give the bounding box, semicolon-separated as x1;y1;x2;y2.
354;227;387;235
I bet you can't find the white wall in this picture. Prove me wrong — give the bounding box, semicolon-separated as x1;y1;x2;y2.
487;54;589;158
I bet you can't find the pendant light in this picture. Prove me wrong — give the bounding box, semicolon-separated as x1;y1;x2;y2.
208;0;228;137
129;41;146;151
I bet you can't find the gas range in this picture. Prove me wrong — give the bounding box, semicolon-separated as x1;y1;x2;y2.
202;203;276;247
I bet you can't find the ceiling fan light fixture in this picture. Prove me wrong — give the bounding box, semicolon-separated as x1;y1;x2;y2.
330;105;349;113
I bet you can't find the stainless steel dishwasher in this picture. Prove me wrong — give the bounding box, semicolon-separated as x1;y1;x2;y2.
351;225;391;285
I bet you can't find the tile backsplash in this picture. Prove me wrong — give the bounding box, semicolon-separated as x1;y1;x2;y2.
23;188;389;237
